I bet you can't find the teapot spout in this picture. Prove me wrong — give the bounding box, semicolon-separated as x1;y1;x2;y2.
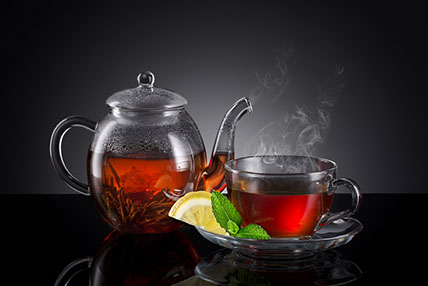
196;97;253;192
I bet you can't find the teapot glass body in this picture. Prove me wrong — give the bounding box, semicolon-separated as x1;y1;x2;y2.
88;109;206;233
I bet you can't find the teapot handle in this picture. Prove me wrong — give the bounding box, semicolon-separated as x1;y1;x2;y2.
49;116;97;196
54;257;92;286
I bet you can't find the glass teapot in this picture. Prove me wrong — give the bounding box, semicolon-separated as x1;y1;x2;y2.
50;71;252;234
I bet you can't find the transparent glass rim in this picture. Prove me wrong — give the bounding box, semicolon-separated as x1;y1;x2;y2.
224;155;338;177
108;105;185;114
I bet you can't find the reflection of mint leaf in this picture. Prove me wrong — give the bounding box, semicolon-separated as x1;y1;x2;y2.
236;224;271;240
211;191;242;231
227;220;239;236
230;268;271;286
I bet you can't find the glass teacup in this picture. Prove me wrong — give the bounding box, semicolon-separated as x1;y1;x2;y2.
225;155;362;238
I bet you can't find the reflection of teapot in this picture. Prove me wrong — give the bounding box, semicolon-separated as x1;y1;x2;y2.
50;71;252;233
55;231;199;286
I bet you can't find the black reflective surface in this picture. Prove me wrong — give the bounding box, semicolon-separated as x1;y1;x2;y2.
2;194;427;285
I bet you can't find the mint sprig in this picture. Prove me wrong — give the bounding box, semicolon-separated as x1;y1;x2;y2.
235;224;270;239
211;190;242;230
226;220;240;236
211;191;271;240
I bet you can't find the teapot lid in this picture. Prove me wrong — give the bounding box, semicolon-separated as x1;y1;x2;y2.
106;71;187;111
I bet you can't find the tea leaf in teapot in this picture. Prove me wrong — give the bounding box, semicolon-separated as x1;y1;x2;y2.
107;161;121;187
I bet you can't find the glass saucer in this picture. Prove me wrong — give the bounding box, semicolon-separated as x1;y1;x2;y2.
196;218;363;259
194;248;362;285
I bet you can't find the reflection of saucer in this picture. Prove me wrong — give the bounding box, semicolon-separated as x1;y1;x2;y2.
195;248;362;285
196;218;363;259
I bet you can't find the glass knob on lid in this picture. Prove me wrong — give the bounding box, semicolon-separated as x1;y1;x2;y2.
106;71;188;111
137;70;155;88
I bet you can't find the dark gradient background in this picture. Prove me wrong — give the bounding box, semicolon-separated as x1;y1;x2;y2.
6;1;427;194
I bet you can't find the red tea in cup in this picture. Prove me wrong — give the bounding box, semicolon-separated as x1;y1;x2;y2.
225;156;361;238
229;190;333;237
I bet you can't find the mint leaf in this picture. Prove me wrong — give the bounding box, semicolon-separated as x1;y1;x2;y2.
236;224;271;240
226;220;239;236
210;192;271;239
211;191;242;230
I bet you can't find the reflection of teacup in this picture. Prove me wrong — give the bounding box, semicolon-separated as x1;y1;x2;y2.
194;248;362;285
225;156;362;238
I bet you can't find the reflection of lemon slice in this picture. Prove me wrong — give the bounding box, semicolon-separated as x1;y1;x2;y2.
154;175;173;190
168;191;228;235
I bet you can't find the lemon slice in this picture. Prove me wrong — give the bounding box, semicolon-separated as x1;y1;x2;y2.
168;191;228;235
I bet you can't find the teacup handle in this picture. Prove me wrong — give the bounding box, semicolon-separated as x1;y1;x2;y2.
50;116;97;196
315;178;362;231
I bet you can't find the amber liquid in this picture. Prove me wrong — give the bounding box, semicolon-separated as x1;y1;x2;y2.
196;152;232;192
229;187;333;237
88;151;206;233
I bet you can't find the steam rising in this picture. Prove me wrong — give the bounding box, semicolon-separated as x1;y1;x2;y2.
245;47;345;173
249;46;296;105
